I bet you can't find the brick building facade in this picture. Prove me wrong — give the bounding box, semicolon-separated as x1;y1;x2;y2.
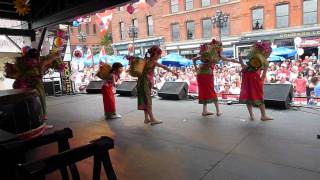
237;0;320;57
69;15;105;55
111;3;165;56
71;0;320;58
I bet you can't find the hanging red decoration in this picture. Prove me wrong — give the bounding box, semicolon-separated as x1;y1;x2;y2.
57;30;64;37
127;4;135;14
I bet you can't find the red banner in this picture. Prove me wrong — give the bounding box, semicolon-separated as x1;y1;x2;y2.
300;38;320;47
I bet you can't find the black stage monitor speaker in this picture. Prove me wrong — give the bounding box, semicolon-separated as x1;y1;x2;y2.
86;81;104;94
44;81;61;96
116;81;137;96
158;82;188;100
264;84;293;109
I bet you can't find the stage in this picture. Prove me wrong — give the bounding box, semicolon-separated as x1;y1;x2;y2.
42;95;320;180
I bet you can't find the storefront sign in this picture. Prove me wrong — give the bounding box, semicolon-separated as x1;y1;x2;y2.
299;38;320;47
274;38;294;47
180;49;199;55
279;31;320;38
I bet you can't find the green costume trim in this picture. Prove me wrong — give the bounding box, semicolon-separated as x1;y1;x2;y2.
197;69;213;75
239;99;264;106
199;98;218;104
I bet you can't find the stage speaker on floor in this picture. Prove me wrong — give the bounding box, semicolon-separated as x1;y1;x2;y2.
86;81;104;94
264;84;293;109
116;81;137;96
158;82;188;100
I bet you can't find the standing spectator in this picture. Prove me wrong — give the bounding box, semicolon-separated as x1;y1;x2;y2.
307;76;318;103
314;77;320;97
188;73;198;94
230;82;240;94
310;53;317;63
290;66;299;82
276;63;290;81
220;84;231;100
293;74;307;96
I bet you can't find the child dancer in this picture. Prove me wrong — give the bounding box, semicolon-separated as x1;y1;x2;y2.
192;39;239;116
137;45;178;125
238;46;273;121
102;62;123;119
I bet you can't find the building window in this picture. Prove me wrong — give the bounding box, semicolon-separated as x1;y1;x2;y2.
93;24;97;34
147;16;154;36
119;22;125;40
219;0;229;3
78;25;82;33
303;0;317;25
132;19;138;38
171;23;180;41
221;20;229;36
276;4;289;28
201;0;210;7
252;8;264;30
86;24;90;34
132;19;138;28
186;21;195;40
171;0;179;13
202;19;212;38
185;0;193;11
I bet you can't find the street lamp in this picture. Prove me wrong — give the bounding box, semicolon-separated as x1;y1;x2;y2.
128;25;138;55
76;31;87;51
211;10;229;41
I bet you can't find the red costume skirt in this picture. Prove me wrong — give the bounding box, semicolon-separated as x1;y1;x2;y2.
102;83;116;116
197;72;217;104
239;69;264;106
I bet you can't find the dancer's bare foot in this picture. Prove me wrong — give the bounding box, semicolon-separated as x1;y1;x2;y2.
144;119;151;124
150;119;163;126
249;116;255;121
216;112;222;116
202;112;214;116
261;116;273;121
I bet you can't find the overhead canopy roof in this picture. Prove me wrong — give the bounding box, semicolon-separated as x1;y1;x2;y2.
0;0;130;30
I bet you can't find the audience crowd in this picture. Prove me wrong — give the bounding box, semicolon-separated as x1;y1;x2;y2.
74;54;320;105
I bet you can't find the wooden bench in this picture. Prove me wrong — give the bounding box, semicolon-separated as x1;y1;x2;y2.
17;136;116;180
0;128;79;180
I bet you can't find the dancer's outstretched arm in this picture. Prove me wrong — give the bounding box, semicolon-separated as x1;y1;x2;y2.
41;52;60;69
191;56;200;71
238;53;246;68
220;55;240;64
155;62;179;77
